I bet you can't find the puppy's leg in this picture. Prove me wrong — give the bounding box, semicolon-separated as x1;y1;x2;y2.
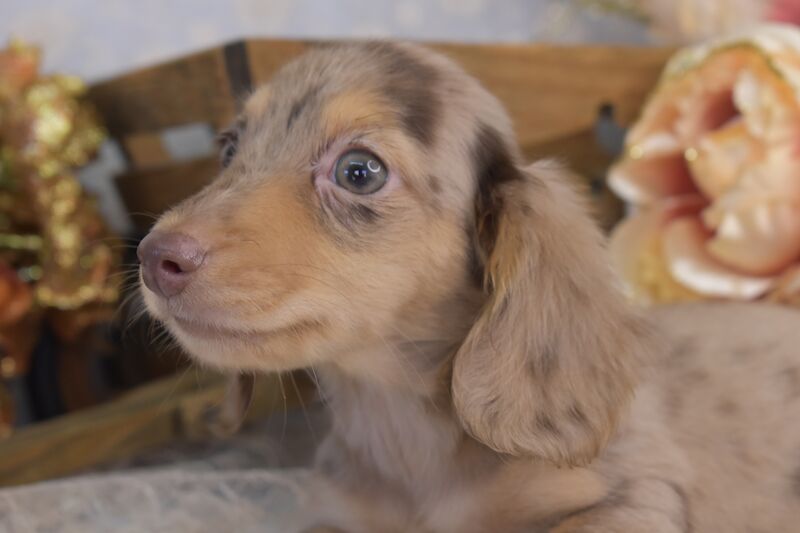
548;478;691;533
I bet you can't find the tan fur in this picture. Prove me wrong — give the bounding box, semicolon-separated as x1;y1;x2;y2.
321;89;395;138
141;42;800;532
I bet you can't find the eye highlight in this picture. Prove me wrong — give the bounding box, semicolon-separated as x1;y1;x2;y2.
334;150;388;194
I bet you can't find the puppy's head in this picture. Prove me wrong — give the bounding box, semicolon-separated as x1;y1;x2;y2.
139;42;648;465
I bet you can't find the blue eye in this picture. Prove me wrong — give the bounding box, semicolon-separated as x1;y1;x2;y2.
334;150;388;194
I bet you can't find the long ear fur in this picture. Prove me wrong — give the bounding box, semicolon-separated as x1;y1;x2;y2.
453;129;651;467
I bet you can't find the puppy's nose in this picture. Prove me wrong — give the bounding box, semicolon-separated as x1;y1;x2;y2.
138;232;206;298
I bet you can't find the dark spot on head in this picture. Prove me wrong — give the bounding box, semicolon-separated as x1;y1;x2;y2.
670;337;698;363
286;86;319;131
567;404;590;427
716;398;739;416
350;203;379;224
317;195;384;245
564;276;591;305
791;459;800;498
530;342;559;379
731;341;777;361
685;369;709;385
535;413;560;435
371;43;441;145
781;366;800;400
520;203;534;217
428;175;442;194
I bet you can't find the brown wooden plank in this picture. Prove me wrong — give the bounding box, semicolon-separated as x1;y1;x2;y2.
432;43;672;148
0;371;312;487
105;40;670;231
247;40;670;146
87;48;236;138
123;133;171;168
245;40;312;86
88;40;670;146
116;157;218;232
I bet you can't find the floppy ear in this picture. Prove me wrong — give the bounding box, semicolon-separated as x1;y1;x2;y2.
452;132;651;467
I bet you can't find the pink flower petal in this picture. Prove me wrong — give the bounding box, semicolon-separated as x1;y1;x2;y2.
688;119;762;200
609;153;698;205
662;217;775;299
706;199;800;275
609;196;706;302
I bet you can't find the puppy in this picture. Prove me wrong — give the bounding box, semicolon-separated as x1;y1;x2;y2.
138;42;800;532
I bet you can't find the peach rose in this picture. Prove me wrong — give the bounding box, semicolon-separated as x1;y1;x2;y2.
609;25;800;304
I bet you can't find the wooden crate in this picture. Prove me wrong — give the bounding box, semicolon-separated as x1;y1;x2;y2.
95;39;673;233
0;39;672;486
0;370;312;487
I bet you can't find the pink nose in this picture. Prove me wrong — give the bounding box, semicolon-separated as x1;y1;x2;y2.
138;232;206;298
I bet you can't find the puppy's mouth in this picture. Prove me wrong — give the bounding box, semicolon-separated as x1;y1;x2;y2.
170;316;279;342
169;314;325;345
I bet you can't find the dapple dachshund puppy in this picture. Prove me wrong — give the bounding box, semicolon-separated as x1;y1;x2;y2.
138;42;800;532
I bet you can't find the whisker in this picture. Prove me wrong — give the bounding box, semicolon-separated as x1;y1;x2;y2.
289;371;318;445
277;372;289;446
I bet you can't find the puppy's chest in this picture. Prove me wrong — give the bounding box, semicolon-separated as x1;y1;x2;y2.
326;389;464;490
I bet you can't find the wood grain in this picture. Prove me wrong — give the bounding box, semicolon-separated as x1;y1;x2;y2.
88;40;672;145
87;48;235;138
432;43;672;148
0;371;313;487
116;157;218;232
103;41;672;231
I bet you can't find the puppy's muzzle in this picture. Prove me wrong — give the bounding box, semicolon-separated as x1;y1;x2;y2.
138;231;206;298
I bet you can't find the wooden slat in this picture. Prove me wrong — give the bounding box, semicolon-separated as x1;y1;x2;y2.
432;43;672;148
87;48;236;137
245;40;312;86
107;40;670;233
116;157;218;231
123;133;171;168
88;40;671;147
247;41;670;149
0;371;313;487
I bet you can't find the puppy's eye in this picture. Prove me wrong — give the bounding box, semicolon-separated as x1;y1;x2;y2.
334;150;388;194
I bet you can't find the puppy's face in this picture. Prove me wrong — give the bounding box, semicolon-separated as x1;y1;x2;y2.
141;42;645;465
139;43;503;375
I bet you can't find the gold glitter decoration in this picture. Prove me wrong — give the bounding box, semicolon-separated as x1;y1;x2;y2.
0;39;119;311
